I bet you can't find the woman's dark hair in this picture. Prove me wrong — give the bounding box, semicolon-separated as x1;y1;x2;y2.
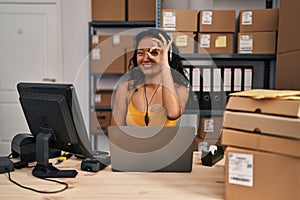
128;28;189;90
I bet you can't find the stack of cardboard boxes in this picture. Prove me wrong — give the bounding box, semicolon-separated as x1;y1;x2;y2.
237;8;278;54
92;0;156;22
161;9;198;54
91;34;136;74
91;0;156;75
161;8;278;55
194;116;223;150
221;90;300;199
91;35;133;74
92;89;113;135
198;10;235;54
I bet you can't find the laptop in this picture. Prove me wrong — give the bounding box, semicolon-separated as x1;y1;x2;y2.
107;126;195;172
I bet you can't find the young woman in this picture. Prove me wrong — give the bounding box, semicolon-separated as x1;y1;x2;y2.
111;29;190;126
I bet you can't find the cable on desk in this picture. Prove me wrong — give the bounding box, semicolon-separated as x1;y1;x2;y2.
6;168;69;194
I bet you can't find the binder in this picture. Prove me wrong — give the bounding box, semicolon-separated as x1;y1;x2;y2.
212;68;225;110
243;66;253;91
192;68;201;92
233;67;242;92
200;67;212;110
222;66;232;103
186;66;200;110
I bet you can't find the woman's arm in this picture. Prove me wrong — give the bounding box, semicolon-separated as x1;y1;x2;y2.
111;82;129;126
149;34;189;120
161;68;189;120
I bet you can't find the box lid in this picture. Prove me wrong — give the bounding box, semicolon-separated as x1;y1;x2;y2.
223;111;300;139
222;128;300;158
227;89;300;117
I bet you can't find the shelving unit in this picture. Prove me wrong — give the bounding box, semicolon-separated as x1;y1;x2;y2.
181;53;276;89
181;53;276;116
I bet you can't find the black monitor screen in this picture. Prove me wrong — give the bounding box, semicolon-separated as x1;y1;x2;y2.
17;82;93;178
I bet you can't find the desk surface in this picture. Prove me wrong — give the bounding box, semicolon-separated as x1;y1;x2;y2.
0;152;225;200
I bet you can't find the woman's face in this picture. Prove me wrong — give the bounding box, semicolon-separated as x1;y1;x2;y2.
136;37;162;76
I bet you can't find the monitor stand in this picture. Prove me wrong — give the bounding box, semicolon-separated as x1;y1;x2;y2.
32;130;78;178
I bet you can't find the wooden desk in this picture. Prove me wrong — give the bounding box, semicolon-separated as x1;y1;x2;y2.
0;152;225;199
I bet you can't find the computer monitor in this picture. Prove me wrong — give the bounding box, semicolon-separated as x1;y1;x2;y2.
17;82;94;178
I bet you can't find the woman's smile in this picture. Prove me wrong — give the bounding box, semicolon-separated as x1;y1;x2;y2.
141;63;156;68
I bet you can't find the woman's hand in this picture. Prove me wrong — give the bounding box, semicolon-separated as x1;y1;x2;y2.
147;33;172;67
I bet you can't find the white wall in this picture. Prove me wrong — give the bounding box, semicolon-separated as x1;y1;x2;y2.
162;0;269;15
61;0;91;131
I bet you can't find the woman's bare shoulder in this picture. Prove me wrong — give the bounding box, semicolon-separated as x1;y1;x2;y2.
117;81;129;90
116;81;132;96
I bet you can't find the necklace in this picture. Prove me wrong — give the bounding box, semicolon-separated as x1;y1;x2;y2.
144;81;161;126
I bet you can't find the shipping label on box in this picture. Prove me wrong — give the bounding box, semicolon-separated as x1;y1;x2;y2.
201;11;213;25
200;34;211;48
239;35;253;54
228;152;253;187
163;12;176;31
204;119;214;132
241;11;253;25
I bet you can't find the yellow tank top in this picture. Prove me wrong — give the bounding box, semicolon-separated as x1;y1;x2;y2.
126;95;178;126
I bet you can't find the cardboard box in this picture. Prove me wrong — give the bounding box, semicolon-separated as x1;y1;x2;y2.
91;112;106;134
225;147;300;200
239;8;279;32
223;111;300;139
122;34;135;72
199;10;236;33
222;128;300;158
91;35;127;74
198;33;234;54
94;90;113;107
167;32;195;54
276;50;300;90
226;96;300;117
125;50;135;72
96;111;112;128
161;9;198;32
277;0;300;54
198;116;223;139
128;0;156;21
194;136;222;151
238;31;276;54
92;0;126;21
